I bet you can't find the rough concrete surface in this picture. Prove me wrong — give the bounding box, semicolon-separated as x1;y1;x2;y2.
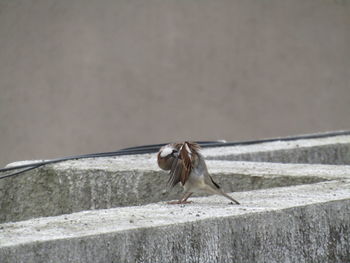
1;134;350;262
2;157;349;224
0;180;349;263
203;135;350;164
2;135;350;223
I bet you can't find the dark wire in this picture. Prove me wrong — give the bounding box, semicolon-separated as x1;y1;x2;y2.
0;141;223;179
0;140;221;172
1;130;350;180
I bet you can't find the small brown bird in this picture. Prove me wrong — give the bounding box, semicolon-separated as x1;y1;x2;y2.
157;141;240;205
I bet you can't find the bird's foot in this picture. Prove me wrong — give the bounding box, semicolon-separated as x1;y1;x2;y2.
167;200;193;205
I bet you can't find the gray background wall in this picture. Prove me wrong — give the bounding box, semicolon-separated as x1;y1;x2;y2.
0;0;349;167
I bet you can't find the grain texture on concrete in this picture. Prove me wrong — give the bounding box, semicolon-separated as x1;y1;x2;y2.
2;134;350;224
0;180;349;263
203;135;350;164
2;157;350;224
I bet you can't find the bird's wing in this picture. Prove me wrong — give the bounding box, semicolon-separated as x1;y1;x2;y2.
168;155;185;187
180;143;192;184
168;142;200;187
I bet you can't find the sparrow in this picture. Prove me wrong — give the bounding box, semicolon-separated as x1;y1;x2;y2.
157;141;240;205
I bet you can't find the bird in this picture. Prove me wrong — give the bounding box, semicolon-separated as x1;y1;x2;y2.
157;141;240;205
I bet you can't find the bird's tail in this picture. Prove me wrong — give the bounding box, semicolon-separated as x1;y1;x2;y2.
218;189;240;205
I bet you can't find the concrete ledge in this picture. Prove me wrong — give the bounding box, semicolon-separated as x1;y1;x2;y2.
2;157;350;223
1;133;350;262
203;135;350;164
2;133;350;224
1;180;349;263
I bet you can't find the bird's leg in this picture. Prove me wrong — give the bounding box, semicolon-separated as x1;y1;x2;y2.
167;192;193;204
181;192;193;202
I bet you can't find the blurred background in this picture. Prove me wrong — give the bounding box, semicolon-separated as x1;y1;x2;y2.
0;0;349;166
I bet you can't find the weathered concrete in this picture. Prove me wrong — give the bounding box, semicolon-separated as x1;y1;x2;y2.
204;135;350;164
1;133;350;262
1;180;349;263
2;134;350;224
2;158;349;224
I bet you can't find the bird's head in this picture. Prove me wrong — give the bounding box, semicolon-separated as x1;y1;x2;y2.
157;144;178;170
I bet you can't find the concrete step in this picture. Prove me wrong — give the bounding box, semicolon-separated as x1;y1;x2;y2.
1;133;350;262
203;134;350;164
1;180;349;263
1;158;350;224
1;134;350;224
